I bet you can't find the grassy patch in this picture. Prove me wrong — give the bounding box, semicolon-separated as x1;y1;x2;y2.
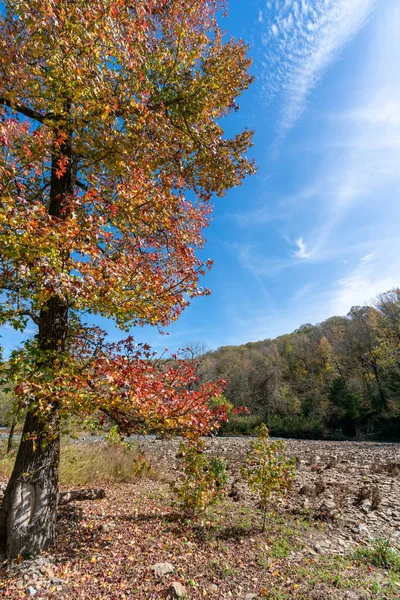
60;442;160;485
0;440;160;486
354;537;400;572
261;553;400;599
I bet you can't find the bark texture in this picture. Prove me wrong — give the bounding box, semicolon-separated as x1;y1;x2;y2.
0;127;72;557
0;411;60;557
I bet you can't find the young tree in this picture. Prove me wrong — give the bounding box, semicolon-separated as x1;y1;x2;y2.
241;424;295;532
0;0;254;557
173;439;228;516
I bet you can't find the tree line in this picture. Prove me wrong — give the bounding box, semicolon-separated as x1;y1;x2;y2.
198;289;400;440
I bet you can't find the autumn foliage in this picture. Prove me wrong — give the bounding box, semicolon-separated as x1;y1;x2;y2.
241;425;296;532
0;0;254;556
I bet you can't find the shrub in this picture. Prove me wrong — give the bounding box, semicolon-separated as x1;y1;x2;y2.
355;537;400;572
268;414;326;439
173;439;228;516
219;415;263;436
241;424;296;532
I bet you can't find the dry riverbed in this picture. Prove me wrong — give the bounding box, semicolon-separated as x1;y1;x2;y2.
1;438;400;599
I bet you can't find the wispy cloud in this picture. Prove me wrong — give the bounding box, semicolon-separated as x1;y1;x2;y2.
218;0;400;347
361;253;373;262
293;236;310;259
260;0;377;140
329;243;400;316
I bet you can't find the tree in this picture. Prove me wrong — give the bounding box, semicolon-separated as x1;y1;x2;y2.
345;307;388;411
241;424;295;532
0;0;254;557
173;439;228;516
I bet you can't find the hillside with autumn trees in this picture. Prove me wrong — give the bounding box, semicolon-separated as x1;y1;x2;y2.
198;288;400;440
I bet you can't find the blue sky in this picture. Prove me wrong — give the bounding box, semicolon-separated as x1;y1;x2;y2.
2;0;400;355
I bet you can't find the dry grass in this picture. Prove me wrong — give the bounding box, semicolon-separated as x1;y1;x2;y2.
0;440;161;486
59;442;161;485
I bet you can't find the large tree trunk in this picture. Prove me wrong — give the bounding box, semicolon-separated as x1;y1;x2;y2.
0;122;73;557
0;296;68;557
0;409;60;557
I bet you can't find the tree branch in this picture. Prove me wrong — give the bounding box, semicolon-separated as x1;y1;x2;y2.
0;98;46;123
18;310;40;326
76;180;89;192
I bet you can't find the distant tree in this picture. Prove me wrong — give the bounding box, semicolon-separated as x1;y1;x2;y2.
200;289;400;441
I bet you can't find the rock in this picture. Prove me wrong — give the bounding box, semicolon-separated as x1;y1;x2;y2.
26;587;37;597
39;565;54;578
299;484;314;496
342;592;362;600
167;581;187;598
325;455;338;469
151;562;174;577
207;584;218;593
317;499;337;520
49;576;65;585
245;594;258;600
99;522;117;532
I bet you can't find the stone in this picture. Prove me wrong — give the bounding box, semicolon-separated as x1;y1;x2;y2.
313;543;323;554
26;587;37;597
151;562;174;577
207;584;218;593
342;592;362;600
318;499;337;519
167;581;187;598
100;522;117;532
39;565;54;578
49;576;65;585
245;594;258;600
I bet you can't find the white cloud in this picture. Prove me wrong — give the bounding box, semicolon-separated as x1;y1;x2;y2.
293;236;310;259
274;0;400;267
329;245;400;316
258;10;264;23
225;238;400;346
260;0;377;139
361;253;373;262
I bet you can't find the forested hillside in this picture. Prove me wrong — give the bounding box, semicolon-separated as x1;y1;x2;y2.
200;288;400;440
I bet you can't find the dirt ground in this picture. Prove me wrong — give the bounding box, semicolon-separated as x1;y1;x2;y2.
1;438;400;599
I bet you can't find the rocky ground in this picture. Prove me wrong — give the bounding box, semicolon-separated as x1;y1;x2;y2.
136;437;400;554
1;438;400;599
